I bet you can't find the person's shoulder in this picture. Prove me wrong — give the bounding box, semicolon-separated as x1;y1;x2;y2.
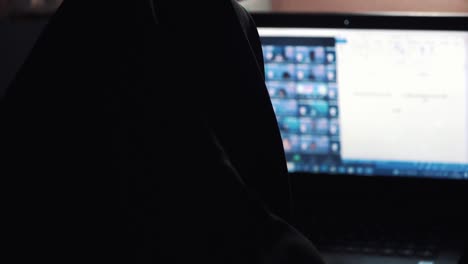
231;0;253;29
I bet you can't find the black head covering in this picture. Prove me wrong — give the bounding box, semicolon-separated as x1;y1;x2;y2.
2;1;324;263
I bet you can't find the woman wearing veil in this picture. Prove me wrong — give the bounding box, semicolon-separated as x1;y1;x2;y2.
2;1;325;263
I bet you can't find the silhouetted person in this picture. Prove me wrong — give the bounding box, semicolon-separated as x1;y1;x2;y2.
278;88;287;98
309;51;316;62
1;1;325;263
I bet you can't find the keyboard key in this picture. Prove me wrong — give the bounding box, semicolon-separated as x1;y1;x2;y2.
417;249;436;258
398;248;415;256
380;247;396;255
362;246;377;254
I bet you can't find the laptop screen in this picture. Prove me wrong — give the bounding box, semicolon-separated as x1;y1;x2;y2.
257;21;468;180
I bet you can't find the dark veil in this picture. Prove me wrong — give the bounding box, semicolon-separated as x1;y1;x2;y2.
2;1;324;263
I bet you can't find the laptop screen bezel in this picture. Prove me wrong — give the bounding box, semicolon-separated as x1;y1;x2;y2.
253;13;468;203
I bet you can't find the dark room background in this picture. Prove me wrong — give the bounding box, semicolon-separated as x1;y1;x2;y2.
1;0;467;96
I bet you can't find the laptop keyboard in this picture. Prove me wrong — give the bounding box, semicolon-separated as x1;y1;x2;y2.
313;226;441;258
317;240;438;258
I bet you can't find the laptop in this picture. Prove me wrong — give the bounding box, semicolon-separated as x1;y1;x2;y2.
253;13;468;264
